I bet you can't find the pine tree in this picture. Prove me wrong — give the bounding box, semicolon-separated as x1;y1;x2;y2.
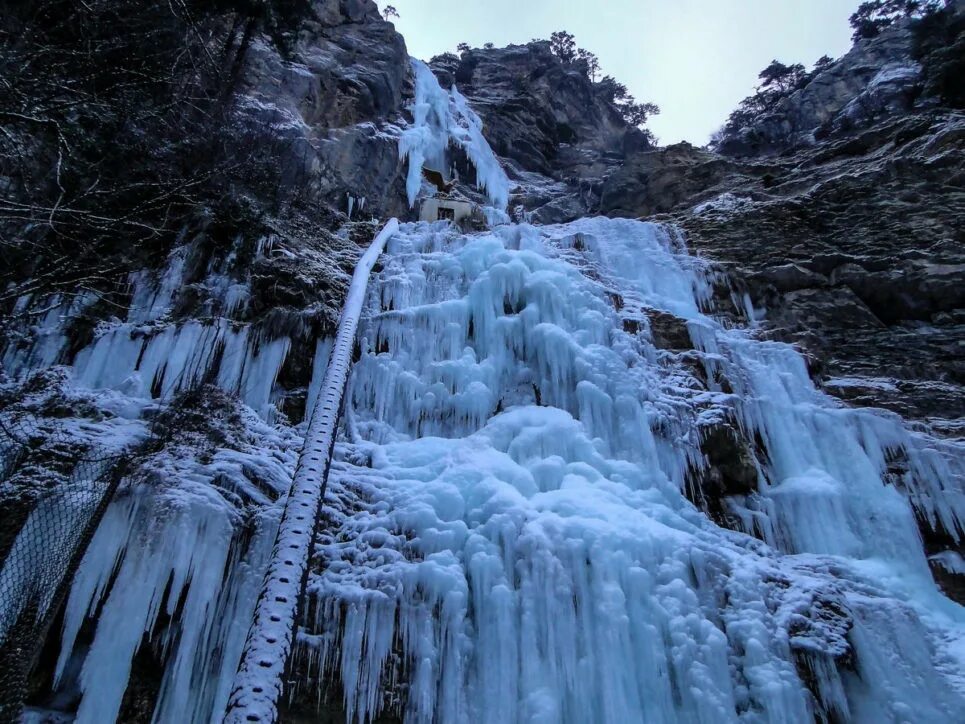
577;49;601;81
849;0;942;41
550;31;577;63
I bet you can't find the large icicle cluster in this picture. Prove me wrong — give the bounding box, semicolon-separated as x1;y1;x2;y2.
63;401;296;723
300;218;965;723
400;59;511;212
1;234;312;721
2;237;290;421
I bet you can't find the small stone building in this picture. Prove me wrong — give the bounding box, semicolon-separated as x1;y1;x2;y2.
419;197;477;224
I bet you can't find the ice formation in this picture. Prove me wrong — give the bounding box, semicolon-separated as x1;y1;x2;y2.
51;408;297;723
1;234;301;721
297;218;965;723
2;240;292;421
400;60;510;212
226;219;401;723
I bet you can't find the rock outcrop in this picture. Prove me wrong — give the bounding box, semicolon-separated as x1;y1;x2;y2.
0;3;418;719
239;0;412;220
428;42;653;222
598;108;965;434
576;18;964;437
714;21;927;157
430;42;645;179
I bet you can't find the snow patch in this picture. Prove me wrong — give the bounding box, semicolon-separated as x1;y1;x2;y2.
693;193;753;216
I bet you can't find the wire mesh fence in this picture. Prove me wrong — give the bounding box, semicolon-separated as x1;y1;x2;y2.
0;412;130;720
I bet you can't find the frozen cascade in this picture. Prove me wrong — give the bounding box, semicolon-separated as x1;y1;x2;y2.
300;217;965;723
48;404;298;723
2;233;302;720
73;319;292;420
1;240;291;421
400;59;511;213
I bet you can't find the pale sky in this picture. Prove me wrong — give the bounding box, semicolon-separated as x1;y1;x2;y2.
388;0;859;146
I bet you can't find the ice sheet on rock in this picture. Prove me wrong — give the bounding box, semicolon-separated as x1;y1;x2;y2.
53;405;297;724
302;217;964;723
1;235;287;418
127;245;188;324
931;551;965;575
73;320;290;420
305;336;335;423
0;389;149;646
0;292;99;376
400;59;510;212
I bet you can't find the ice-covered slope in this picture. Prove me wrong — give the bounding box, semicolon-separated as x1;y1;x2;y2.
294;217;964;723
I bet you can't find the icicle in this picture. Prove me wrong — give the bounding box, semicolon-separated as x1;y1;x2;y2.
53;410;295;723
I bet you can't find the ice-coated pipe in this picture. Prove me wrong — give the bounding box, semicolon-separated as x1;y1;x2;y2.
223;218;400;723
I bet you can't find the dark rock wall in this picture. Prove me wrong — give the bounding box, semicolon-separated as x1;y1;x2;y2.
239;0;412;220
429;42;643;181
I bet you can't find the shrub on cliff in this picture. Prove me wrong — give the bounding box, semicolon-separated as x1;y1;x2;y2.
911;2;965;107
544;31;660;138
849;0;943;41
550;30;577;63
711;57;824;147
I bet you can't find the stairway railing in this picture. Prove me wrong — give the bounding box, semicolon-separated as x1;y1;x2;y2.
224;218;400;723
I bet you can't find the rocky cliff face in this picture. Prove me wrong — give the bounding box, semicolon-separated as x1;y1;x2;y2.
2;0;416;422
430;43;645;179
0;4;417;718
428;43;651;223
596;108;964;435
239;0;412;221
714;21;927;157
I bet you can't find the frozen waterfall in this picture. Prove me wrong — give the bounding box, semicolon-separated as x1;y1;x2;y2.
400;59;510;213
296;217;965;723
5;55;963;724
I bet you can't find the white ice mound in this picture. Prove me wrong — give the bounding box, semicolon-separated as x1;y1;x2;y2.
399;59;510;212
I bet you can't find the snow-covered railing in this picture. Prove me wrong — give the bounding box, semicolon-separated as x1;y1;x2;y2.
224;218;400;723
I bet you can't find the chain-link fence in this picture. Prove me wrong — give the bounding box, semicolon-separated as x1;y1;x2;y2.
0;413;130;720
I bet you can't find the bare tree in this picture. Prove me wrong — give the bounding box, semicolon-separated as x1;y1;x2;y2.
0;0;311;327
